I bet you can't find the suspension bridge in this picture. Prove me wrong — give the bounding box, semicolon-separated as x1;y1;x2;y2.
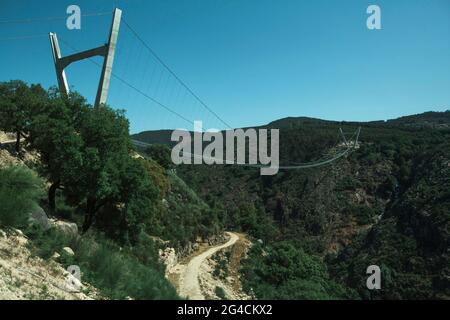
0;7;361;171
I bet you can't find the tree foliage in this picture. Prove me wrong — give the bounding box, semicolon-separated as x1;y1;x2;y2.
241;241;355;299
0;80;47;152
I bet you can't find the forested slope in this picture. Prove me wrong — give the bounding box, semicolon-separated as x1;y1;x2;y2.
157;112;450;299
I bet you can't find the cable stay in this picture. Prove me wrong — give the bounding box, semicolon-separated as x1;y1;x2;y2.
2;7;361;172
57;37;196;126
0;11;111;25
121;18;232;130
0;34;48;41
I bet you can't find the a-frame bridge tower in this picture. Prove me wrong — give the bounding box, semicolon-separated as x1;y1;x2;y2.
49;8;122;107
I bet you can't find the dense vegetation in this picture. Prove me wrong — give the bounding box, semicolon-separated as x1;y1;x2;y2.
163;113;450;300
26;226;178;299
0;166;44;228
1;79;449;300
0;80;219;299
0;80;219;244
241;241;356;299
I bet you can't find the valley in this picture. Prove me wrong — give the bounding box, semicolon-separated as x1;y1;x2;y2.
0;79;449;300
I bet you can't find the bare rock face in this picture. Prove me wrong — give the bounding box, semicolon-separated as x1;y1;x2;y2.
159;247;177;273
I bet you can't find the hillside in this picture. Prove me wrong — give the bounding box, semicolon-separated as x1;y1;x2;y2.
132;129;176;146
0;81;231;300
1;79;448;300
132;110;450;145
385;110;450;128
134;111;450;300
0;227;100;300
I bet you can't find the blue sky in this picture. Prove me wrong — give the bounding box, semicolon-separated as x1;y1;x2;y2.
0;0;449;133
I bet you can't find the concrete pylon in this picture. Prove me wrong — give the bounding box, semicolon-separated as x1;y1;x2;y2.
49;8;122;108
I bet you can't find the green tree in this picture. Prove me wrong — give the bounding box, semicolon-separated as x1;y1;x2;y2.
144;144;173;169
95;158;161;242
62;106;133;233
0;80;46;153
242;241;354;299
28;92;86;213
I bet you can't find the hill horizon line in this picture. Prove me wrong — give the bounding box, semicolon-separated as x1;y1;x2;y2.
131;109;450;136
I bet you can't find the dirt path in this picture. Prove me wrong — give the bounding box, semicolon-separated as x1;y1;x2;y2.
178;232;239;300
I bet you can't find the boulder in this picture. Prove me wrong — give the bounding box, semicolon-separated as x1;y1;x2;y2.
53;220;78;237
52;252;61;260
62;247;75;256
12;228;25;237
28;206;51;231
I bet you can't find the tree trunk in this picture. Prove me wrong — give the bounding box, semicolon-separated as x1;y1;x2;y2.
15;130;21;154
48;180;60;214
82;198;96;233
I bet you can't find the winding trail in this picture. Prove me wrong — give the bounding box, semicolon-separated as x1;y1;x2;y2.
178;232;239;300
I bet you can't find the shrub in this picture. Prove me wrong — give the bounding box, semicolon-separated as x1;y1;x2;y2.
215;286;227;300
0;166;44;228
27;228;178;300
27;227;77;260
346;204;376;225
72;234;178;300
241;241;356;299
144;144;173;170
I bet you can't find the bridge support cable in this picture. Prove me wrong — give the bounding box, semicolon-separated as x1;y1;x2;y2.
58;37;195;127
121;18;232;129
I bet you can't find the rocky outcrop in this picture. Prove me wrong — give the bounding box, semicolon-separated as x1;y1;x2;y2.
177;234;227;258
159;247;177;273
29;207;51;231
0;228;98;300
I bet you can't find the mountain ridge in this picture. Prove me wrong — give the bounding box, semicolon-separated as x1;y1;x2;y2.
132;110;450;145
